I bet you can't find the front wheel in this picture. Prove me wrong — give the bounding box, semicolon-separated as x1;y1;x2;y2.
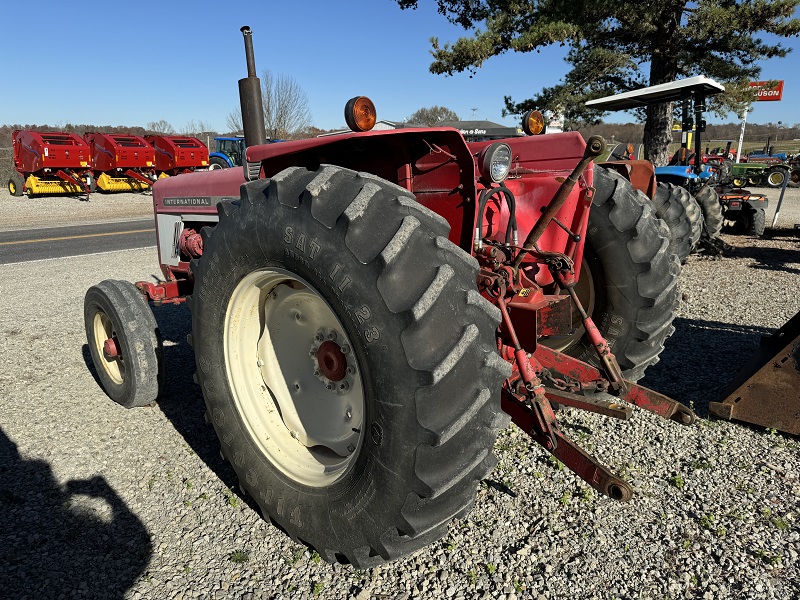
191;165;510;567
84;280;163;408
732;177;748;188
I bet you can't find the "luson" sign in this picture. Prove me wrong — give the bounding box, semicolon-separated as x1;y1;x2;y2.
748;80;785;101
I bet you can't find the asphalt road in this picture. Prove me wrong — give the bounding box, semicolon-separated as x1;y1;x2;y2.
0;218;155;264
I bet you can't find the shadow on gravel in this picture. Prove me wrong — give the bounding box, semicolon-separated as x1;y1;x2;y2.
640;316;773;418
732;242;800;275
148;303;238;490
0;427;151;599
79;300;245;517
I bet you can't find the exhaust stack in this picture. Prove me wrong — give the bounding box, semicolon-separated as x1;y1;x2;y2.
239;26;267;149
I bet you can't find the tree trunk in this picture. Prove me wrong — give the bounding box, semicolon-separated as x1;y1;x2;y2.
643;54;679;166
643;3;683;166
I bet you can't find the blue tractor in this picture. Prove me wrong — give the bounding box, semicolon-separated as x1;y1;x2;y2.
209;136;246;170
587;76;728;240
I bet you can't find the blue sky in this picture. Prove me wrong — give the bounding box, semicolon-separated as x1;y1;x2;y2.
1;1;797;132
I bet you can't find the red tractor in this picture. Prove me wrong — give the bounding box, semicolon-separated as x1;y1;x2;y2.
84;27;690;567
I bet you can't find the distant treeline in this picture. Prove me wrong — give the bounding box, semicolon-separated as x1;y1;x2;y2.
2;120;798;151
578;122;800;148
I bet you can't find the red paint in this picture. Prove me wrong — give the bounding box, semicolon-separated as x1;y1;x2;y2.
749;80;784;101
316;341;347;382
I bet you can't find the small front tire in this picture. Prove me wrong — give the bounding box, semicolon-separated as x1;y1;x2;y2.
84;280;163;408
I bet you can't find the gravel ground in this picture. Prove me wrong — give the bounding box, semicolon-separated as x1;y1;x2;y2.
1;186;799;599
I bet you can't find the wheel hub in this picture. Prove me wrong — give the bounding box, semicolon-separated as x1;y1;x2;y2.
316;340;347;382
103;337;121;360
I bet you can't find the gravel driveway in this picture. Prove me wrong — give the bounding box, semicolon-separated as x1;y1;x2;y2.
1;186;799;599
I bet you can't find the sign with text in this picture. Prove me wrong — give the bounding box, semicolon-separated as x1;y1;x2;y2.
749;80;784;101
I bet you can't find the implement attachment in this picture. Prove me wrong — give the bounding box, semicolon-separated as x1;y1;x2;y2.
709;312;800;435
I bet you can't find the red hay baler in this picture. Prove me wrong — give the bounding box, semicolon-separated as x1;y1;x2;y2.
145;135;209;178
84;132;157;193
84;26;693;568
8;130;92;197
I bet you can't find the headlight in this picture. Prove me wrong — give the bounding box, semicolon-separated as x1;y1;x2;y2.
479;142;512;183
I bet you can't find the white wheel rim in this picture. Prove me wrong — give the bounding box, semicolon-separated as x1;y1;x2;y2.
224;268;365;487
93;311;124;384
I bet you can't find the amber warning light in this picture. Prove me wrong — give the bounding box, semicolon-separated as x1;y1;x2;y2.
522;110;545;135
345;96;377;132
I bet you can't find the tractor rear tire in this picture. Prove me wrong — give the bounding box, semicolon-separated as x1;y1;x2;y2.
746;207;766;237
694;186;723;239
563;166;680;381
190;165;510;568
765;167;787;189
209;156;229;170
8;173;24;197
717;159;733;186
652;182;696;263
679;189;704;252
84;280;163;408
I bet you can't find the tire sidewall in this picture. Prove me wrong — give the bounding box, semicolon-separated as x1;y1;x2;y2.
84;285;137;406
192;194;424;550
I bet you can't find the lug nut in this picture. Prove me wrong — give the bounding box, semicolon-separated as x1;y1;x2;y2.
341;345;350;354
315;332;324;342
328;331;337;340
340;382;350;392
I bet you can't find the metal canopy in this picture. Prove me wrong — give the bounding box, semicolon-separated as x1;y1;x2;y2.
586;76;725;111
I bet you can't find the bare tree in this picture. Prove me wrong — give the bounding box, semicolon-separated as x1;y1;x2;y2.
180;120;213;137
262;70;312;139
225;109;243;134
146;120;175;134
227;71;312;140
